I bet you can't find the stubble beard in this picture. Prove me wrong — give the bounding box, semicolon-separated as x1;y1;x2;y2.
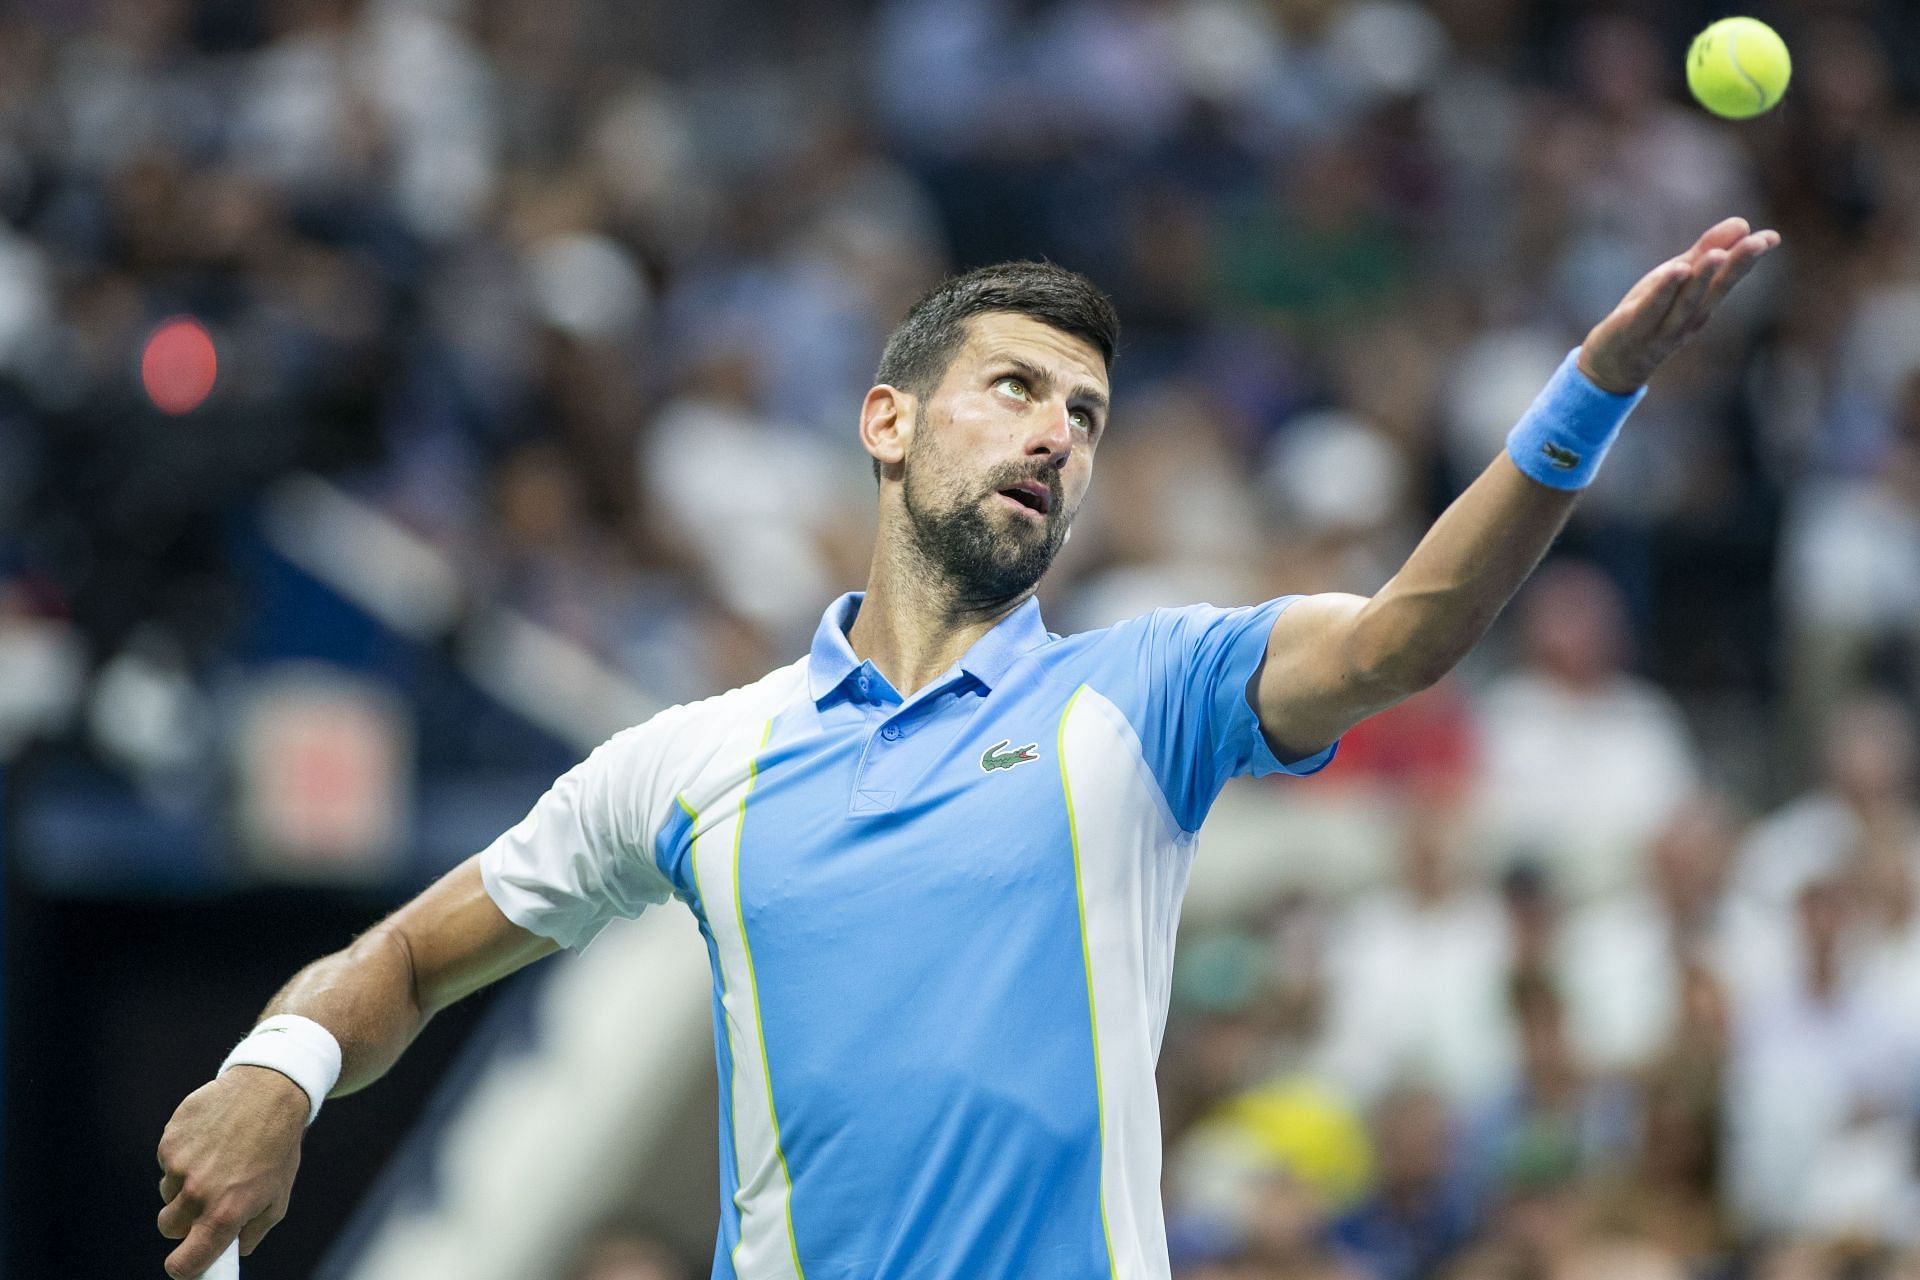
899;449;1070;606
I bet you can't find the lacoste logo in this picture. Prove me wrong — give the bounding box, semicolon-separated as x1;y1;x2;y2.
1541;442;1581;470
980;739;1041;772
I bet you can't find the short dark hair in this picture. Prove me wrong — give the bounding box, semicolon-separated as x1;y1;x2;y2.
869;261;1119;479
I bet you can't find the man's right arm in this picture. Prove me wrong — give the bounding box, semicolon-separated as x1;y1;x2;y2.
258;854;558;1094
155;855;558;1279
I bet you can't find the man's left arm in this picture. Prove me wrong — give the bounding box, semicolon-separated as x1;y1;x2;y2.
1251;217;1780;763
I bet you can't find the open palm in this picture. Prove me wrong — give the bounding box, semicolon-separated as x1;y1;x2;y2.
1578;217;1780;395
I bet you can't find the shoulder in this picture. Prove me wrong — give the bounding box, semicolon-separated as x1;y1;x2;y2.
1047;598;1292;663
591;657;810;771
1032;598;1300;726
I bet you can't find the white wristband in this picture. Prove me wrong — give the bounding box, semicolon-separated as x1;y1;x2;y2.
219;1014;343;1127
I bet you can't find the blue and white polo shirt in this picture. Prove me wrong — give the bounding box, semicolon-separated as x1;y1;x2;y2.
480;590;1337;1280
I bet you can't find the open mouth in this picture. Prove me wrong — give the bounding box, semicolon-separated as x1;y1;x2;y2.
996;481;1051;518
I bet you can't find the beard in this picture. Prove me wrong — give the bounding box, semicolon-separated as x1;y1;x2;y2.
900;451;1071;604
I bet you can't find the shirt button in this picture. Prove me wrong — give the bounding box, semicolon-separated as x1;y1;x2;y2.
881;723;901;740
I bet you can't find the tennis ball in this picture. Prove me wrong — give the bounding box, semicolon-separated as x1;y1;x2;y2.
1687;18;1790;119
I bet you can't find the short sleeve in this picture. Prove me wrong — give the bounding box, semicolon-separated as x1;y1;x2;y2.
1134;596;1339;831
479;719;682;953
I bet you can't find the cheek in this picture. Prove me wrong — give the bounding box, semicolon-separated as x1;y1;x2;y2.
1065;463;1094;509
947;395;1026;448
906;436;982;507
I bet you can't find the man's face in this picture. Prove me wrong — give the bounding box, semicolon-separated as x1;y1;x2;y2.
896;313;1109;601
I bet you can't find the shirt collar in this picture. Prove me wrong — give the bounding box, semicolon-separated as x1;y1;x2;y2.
806;590;1052;704
807;592;868;703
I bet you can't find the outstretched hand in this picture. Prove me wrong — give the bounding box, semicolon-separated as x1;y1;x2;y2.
1578;217;1780;395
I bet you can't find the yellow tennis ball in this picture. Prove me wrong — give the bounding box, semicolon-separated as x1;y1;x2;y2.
1687;17;1791;119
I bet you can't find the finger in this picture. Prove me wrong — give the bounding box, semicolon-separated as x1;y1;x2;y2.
1668;235;1772;345
157;1186;200;1240
160;1173;184;1204
1615;257;1689;312
1695;231;1778;317
1612;259;1692;342
1655;248;1727;342
238;1199;287;1256
166;1211;243;1280
1720;228;1777;263
1683;216;1751;262
159;1197;196;1235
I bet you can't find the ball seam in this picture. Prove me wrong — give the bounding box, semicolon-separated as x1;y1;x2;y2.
1725;27;1770;114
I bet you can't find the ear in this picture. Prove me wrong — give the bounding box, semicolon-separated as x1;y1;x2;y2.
861;384;913;476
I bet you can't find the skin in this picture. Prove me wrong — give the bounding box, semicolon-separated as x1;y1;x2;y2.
850;310;1109;693
154;217;1774;1278
155;864;557;1276
1252;217;1776;759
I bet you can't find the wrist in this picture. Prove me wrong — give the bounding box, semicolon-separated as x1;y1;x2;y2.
1504;346;1648;490
223;1064;315;1117
1576;351;1641;397
219;1014;343;1127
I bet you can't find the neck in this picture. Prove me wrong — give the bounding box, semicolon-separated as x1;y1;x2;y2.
848;531;1032;698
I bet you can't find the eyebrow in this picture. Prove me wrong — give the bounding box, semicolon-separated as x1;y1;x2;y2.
991;354;1110;417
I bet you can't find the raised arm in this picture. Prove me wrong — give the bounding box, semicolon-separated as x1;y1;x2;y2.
155;856;557;1278
1251;217;1779;762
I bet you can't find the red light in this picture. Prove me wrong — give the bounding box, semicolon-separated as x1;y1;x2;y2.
141;317;218;415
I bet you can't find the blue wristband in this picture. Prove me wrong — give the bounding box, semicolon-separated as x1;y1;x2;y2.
1504;347;1647;490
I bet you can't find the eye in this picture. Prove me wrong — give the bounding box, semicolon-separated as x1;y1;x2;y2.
996;376;1029;401
1070;408;1094;433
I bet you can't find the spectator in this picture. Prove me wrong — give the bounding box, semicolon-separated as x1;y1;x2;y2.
1846;821;1920;1060
1317;797;1516;1106
1055;381;1267;631
1725;878;1920;1236
1472;560;1701;900
1588;1030;1732;1266
1779;370;1920;752
1463;972;1637;1211
1733;692;1920;920
1168;1077;1373;1280
1333;1084;1481;1280
1556;791;1751;1074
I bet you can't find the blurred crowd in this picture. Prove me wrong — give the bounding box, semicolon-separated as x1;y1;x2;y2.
1160;678;1920;1278
5;0;1920;765
4;0;1920;1275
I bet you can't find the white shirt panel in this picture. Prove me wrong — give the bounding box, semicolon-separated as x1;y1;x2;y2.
480;660;808;951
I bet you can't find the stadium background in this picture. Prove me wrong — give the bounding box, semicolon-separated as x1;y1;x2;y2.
8;0;1920;1276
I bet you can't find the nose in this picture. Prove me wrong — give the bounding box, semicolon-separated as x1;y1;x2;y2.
1026;403;1073;465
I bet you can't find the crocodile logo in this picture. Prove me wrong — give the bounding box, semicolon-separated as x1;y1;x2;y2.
1541;441;1581;470
980;739;1041;772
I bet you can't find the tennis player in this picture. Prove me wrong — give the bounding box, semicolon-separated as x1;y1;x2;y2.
157;217;1776;1280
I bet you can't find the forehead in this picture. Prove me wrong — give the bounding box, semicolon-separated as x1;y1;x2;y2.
947;313;1109;395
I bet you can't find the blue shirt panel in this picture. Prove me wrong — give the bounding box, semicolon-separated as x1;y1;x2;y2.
692;592;1335;1278
1046;596;1336;831
746;673;1107;1278
654;801;700;908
